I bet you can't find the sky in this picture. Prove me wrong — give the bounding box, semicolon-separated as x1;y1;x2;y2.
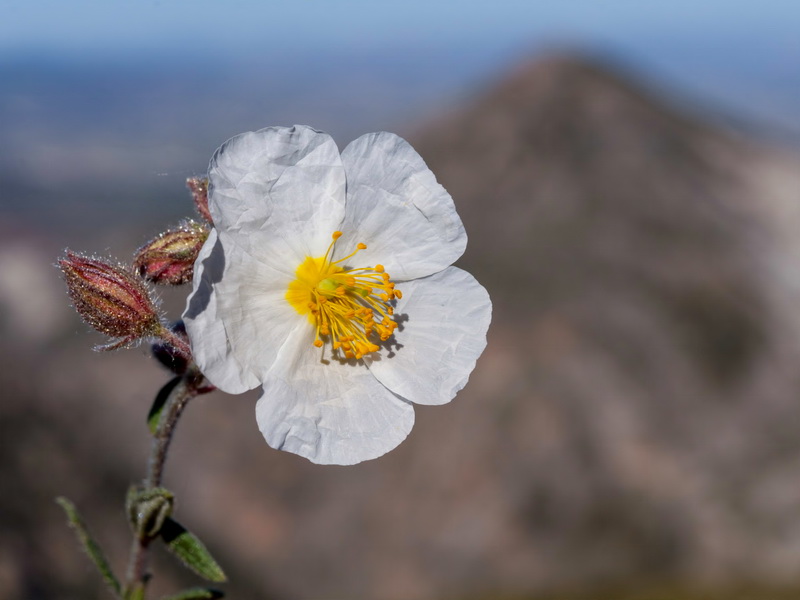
4;1;799;124
3;0;799;58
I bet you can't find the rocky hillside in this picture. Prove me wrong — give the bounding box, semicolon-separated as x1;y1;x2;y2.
410;54;800;592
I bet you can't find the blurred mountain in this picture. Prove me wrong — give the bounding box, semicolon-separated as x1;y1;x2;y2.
6;53;800;599
410;54;800;592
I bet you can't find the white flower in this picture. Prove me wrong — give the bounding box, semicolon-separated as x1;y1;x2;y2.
183;125;491;465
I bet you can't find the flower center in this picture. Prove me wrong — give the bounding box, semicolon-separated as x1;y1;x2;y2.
286;231;401;359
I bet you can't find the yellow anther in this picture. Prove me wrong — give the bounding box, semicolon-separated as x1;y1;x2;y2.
394;289;402;299
286;231;399;359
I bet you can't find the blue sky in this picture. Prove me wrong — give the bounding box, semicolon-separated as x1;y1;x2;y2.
3;0;798;57
3;0;800;141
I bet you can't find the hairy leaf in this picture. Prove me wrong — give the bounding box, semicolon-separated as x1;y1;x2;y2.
161;518;226;582
56;497;122;597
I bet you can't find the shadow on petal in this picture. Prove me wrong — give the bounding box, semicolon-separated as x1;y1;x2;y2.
185;234;226;320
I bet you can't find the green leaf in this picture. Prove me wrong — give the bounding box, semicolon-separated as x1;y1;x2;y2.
56;497;122;598
148;376;181;433
160;587;224;600
160;518;226;582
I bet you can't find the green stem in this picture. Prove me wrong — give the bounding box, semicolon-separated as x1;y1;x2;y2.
123;369;201;599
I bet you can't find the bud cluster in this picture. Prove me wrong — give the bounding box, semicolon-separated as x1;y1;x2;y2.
59;177;213;353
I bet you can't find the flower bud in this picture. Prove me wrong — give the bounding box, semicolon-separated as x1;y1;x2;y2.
126;486;174;541
134;221;209;285
58;250;161;349
187;177;212;224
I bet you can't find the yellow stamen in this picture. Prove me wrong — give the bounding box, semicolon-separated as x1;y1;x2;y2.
285;233;399;359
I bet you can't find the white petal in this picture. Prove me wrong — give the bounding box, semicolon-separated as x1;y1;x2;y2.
338;132;466;281
209;125;346;257
366;267;491;405
184;229;303;394
256;325;415;465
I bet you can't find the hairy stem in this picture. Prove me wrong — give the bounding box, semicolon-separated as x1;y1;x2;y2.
156;325;193;363
123;369;201;599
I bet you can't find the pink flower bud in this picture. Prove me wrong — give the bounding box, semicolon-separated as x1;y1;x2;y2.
58;251;161;349
186;177;212;224
134;221;209;285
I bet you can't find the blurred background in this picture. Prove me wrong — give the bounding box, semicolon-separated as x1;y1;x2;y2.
4;1;800;599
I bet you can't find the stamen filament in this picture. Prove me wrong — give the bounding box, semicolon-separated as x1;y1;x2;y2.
286;232;399;359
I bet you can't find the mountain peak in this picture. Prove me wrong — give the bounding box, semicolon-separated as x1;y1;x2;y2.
412;53;751;306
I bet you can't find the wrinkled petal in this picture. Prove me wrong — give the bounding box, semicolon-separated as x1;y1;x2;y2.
209;125;346;258
184;229;302;394
337;132;466;281
256;325;415;465
366;267;491;405
185;125;491;465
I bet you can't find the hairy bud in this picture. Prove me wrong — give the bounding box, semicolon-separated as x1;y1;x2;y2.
126;487;174;541
58;250;161;349
134;221;209;285
187;177;212;224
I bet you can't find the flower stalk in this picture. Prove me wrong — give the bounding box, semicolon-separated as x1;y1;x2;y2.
123;364;207;599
